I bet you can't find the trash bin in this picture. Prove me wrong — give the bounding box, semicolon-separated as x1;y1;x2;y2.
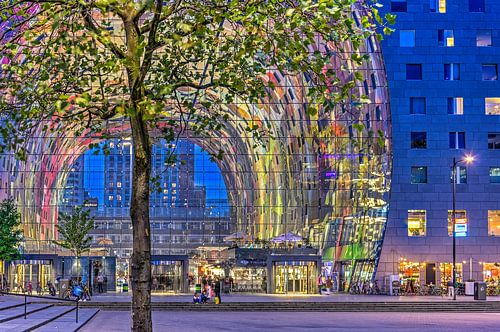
122;283;129;292
465;282;475;296
59;279;71;298
474;282;486;300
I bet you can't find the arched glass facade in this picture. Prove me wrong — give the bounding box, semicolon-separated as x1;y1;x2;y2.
0;6;391;291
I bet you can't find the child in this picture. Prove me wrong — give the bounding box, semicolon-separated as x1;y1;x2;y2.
193;292;201;304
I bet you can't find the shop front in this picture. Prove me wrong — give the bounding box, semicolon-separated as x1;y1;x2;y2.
483;262;500;295
267;255;321;294
151;255;189;293
7;255;56;292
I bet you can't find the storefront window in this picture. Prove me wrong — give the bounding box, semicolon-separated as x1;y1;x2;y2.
447;210;467;236
399;260;420;282
230;267;266;293
408;210;426;236
488;210;500;236
439;263;463;285
483;263;500;283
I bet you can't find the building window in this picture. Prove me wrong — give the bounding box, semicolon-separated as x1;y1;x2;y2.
407;64;422;80
430;0;446;13
485;98;500;115
482;64;498;81
450;166;467;184
447;97;464;115
411;166;427;184
449;132;465;149
448;210;467;236
490;167;500;183
469;0;485;12
408;210;426;236
410;97;426;114
411;132;427;149
438;29;454;47
400;30;415;47
489;211;500;236
444;63;460;80
477;30;492;47
391;0;407;12
488;132;500;149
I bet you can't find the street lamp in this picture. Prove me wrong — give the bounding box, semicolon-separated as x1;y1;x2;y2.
451;154;474;300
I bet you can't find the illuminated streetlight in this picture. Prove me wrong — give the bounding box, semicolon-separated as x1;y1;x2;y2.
451;154;475;300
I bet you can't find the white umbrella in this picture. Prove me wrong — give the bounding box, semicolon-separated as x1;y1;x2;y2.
223;232;248;242
271;232;304;243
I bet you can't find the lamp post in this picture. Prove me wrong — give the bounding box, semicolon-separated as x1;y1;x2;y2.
451;154;474;300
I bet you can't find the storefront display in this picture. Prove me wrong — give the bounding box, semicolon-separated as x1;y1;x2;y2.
230;267;266;292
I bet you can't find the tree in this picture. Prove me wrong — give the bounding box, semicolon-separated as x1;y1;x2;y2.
0;198;23;261
54;205;95;260
0;1;393;330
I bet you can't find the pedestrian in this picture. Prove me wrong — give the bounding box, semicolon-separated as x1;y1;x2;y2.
447;280;454;297
97;274;104;293
27;281;33;295
214;278;222;304
36;282;42;295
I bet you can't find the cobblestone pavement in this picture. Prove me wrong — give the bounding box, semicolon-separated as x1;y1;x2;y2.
80;311;500;331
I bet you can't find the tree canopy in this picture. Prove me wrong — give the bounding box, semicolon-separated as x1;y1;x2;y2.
54;205;95;258
0;198;23;261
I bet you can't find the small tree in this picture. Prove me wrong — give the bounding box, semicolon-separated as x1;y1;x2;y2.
54;206;95;274
0;198;23;261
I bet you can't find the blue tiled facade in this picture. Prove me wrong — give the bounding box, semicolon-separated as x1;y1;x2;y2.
376;0;500;286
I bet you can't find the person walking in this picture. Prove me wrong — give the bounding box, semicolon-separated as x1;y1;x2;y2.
97;274;104;293
447;280;454;297
214;278;222;304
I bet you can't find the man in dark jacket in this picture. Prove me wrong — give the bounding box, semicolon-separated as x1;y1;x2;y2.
214;278;222;303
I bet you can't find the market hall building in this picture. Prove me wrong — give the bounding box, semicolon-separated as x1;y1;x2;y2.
1;1;499;295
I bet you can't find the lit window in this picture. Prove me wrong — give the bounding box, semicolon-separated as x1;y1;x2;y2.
438;29;454;47
406;64;422;80
489;211;500;236
450;166;467;184
117;182;122;188
444;63;460;80
117;195;122;201
448;210;467;236
391;0;407;12
163;189;168;194
485;98;500;115
411;166;427;184
410;97;426;114
400;30;415;47
172;183;177;188
490;167;500;183
108;195;114;201
411;132;427;149
408;210;426;236
447;97;463;115
469;0;485;12
482;64;498;81
477;30;492;47
430;0;446;13
449;132;465;149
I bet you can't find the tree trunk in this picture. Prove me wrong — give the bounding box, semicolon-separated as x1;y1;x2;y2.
130;112;152;331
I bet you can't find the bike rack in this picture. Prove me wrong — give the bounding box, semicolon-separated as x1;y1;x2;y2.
0;291;79;323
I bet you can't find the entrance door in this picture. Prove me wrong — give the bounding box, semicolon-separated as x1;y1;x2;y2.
425;263;436;285
274;262;315;294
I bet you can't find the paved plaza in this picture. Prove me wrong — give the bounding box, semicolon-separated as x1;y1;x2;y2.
88;292;500;302
80;311;500;331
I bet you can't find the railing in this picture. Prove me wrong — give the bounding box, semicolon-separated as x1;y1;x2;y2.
0;291;79;323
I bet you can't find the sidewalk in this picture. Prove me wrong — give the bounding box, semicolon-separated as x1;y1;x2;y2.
87;292;500;303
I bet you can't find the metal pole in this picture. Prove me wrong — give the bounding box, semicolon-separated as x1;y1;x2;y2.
76;300;79;323
24;294;27;319
469;256;473;281
452;157;457;300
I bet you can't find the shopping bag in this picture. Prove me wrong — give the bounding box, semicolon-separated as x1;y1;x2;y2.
214;296;220;304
